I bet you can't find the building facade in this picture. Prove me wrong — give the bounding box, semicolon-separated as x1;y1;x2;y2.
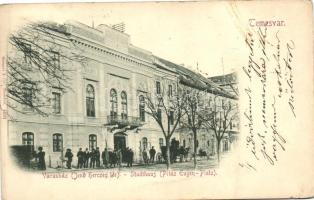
8;21;238;167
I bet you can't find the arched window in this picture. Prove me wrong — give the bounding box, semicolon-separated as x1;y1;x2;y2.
202;135;206;143
139;95;145;122
223;140;229;152
89;134;97;150
110;89;118;119
121;91;127;120
53;133;63;152
159;138;164;147
157;109;162;122
142;137;148;150
86;84;95;117
211;138;215;154
22;132;34;146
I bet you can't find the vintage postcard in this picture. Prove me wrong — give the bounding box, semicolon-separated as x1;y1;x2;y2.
0;1;313;199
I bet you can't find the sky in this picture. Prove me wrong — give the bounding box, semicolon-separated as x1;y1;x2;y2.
78;2;245;77
6;2;247;77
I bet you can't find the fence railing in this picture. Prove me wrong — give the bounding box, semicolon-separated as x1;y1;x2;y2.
107;114;142;128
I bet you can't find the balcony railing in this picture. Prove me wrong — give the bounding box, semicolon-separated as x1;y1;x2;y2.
106;114;143;129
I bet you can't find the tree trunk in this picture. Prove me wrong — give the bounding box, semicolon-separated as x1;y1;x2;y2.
217;140;221;164
166;138;171;170
193;129;197;169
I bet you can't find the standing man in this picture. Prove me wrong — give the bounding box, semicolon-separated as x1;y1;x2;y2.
95;147;101;168
65;149;73;169
117;148;123;168
125;147;130;167
149;146;156;164
37;147;46;170
77;148;84;168
83;148;89;168
102;148;109;168
142;148;148;165
129;148;134;167
110;149;117;168
90;148;96;168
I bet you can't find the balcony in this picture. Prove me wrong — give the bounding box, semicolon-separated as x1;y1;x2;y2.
105;114;143;130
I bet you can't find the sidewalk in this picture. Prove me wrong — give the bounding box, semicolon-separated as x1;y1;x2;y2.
45;157;219;172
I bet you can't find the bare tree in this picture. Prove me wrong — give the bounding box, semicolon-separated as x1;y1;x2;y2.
143;79;187;169
202;96;238;163
7;21;87;116
179;87;207;169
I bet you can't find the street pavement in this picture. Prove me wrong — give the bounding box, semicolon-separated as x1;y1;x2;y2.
46;157;219;172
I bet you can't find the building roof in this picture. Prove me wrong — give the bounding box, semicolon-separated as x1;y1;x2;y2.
208;72;238;84
153;56;238;100
208;72;238;97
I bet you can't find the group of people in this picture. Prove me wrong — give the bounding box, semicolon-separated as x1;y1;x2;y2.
64;147;135;169
33;142;191;170
142;146;157;165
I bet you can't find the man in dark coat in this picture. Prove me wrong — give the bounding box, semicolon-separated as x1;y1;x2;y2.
102;148;109;168
83;148;89;168
128;148;134;167
149;146;156;164
125;147;130;167
90;148;96;168
65;148;73;169
95;147;101;168
116;149;122;168
179;146;185;162
77;148;84;168
109;150;116;168
37;147;46;170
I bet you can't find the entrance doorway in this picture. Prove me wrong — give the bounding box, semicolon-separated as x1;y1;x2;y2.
114;133;126;150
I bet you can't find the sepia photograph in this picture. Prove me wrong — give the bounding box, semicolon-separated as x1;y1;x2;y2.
7;7;239;173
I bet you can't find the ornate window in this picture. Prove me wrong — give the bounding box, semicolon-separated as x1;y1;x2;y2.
110;89;118;118
52;92;61;114
22;132;34;146
53;133;62;152
89;134;97;150
223;140;229;151
52;51;60;69
121;91;127;120
169;111;174;125
86;84;95;117
168;85;172;97
22;83;34;110
188;136;192;146
156;81;161;94
142;137;148;150
157;109;162;122
139;95;145;122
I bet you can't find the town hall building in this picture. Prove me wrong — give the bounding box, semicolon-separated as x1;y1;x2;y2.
8;21;238;168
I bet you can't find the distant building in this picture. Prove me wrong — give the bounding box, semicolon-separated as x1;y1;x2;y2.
208;72;238;97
